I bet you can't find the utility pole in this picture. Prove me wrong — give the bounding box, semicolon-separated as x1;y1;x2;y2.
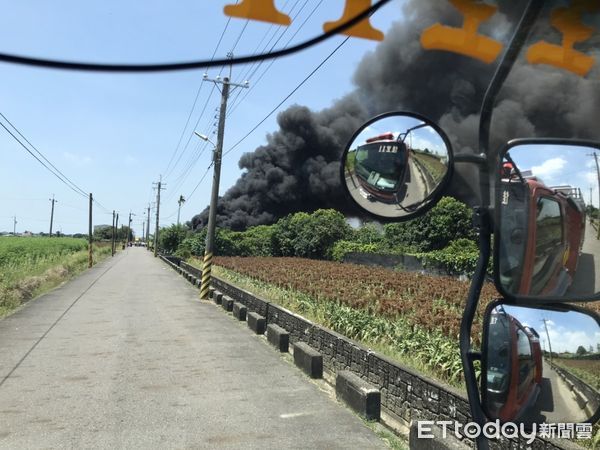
142;221;145;242
49;195;57;237
541;318;553;363
111;210;116;256
177;195;186;227
13;216;17;235
146;204;151;248
127;211;135;246
88;193;93;268
115;213;119;249
589;152;600;239
196;74;248;299
153;178;166;257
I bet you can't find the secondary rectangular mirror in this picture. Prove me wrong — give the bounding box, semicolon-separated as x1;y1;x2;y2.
481;302;600;426
495;140;600;302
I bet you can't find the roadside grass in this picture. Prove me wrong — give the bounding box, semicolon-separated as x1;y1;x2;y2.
552;358;600;391
206;263;467;390
0;238;113;317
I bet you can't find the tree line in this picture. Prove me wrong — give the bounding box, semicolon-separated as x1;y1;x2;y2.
158;197;479;274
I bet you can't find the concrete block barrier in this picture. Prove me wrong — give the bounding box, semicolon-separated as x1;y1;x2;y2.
209;287;215;299
214;291;223;305
232;302;247;321
247;312;266;335
335;370;380;421
221;295;234;312
267;324;289;353
293;342;322;379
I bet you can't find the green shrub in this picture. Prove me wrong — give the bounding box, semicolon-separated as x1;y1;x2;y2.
383;197;475;252
417;238;479;275
332;240;381;262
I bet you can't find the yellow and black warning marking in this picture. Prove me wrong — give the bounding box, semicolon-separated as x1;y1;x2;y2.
199;252;213;299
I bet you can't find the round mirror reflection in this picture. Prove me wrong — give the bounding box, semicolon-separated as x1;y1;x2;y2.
341;112;453;220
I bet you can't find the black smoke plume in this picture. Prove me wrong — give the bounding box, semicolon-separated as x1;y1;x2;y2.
192;0;600;231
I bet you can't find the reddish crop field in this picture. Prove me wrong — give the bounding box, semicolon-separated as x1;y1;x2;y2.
214;256;501;342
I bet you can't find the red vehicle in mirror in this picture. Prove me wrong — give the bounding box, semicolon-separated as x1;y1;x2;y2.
499;172;586;296
485;309;543;422
353;132;409;203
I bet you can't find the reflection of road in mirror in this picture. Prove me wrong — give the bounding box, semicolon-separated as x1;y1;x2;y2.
341;112;451;220
568;219;600;295
521;359;589;425
484;305;600;425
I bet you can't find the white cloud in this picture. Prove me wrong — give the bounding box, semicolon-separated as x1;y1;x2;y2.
531;157;567;182
544;320;598;353
63;151;92;166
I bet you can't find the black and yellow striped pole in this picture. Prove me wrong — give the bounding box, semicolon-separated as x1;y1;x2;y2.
200;251;213;299
196;73;248;299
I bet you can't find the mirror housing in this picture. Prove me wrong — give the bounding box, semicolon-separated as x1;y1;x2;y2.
340;111;453;221
481;300;600;426
494;139;600;303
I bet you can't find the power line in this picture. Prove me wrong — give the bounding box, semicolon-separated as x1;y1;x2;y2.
0;113;88;197
228;0;324;116
0;119;88;198
224;36;351;157
186;165;213;201
0;0;392;72
163;1;241;177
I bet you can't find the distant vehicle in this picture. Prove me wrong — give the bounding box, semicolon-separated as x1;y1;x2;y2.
353;132;409;203
498;168;586;296
485;308;543;422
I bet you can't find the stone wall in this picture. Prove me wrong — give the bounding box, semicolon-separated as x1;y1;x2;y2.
160;256;575;449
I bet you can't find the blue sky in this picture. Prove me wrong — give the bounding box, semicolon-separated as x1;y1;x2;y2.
353;115;449;157
0;0;401;235
502;305;600;354
506;144;599;208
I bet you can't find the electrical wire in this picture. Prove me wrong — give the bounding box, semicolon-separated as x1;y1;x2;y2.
186;165;213;201
0;120;88;198
0;0;392;72
0;112;113;214
227;0;308;112
0;113;88;197
163;2;241;177
228;0;323;117
224;36;350;157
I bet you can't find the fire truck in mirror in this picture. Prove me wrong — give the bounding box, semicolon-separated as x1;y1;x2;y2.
495;141;600;302
341;112;453;221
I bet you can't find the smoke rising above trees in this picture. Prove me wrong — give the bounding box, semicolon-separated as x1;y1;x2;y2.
192;0;600;231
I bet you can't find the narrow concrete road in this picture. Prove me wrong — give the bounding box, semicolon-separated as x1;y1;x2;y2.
0;249;385;449
569;219;600;295
524;360;587;424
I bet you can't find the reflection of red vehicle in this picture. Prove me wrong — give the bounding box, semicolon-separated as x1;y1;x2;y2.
486;308;543;422
499;174;585;296
353;132;409;203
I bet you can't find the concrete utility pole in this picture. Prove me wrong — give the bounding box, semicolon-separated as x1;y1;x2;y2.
111;210;116;256
142;221;145;242
590;152;600;239
13;216;17;235
49;195;57;237
196;74;248;299
115;213;119;249
153;178;166;257
88;193;93;268
541;318;553;363
127;211;135;246
146;204;151;247
177;195;185;227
